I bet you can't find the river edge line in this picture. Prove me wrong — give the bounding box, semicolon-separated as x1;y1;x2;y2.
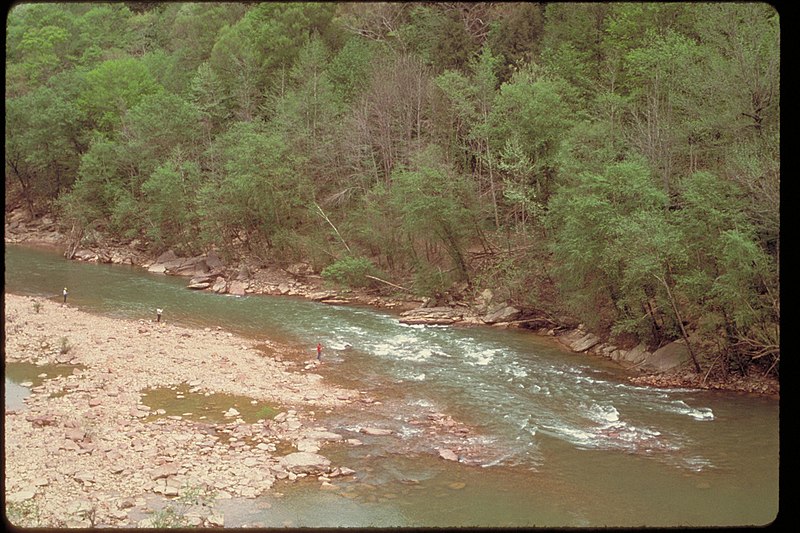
5;213;779;397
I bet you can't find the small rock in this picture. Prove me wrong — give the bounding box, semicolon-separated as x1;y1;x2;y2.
360;427;393;436
438;448;459;462
7;490;36;503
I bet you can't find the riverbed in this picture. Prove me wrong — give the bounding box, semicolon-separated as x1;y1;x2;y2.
4;244;780;527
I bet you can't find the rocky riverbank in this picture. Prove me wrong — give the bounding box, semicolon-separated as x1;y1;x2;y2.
4;293;376;527
5;209;779;397
5;290;494;528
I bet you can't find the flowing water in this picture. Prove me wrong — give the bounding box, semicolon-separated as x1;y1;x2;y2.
4;244;780;527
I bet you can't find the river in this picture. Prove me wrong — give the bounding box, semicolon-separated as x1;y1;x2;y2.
4;244;780;527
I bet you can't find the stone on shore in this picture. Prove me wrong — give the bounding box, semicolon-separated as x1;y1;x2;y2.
360;427;393;436
643;340;690;372
279;452;332;474
438;448;459;461
482;303;521;324
399;306;463;325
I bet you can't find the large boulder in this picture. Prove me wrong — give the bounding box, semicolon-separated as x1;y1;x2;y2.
279;452;331;474
166;255;210;277
360;427;393;436
187;274;213;290
148;250;178;273
619;343;650;366
205;250;225;271
211;277;227;293
642;340;691;372
400;306;463;325
557;327;600;352
475;288;494;313
227;280;249;296
571;332;601;352
482;303;521;324
149;251;217;277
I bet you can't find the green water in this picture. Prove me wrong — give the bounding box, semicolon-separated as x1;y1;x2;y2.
140;383;278;424
5;361;85;408
4;244;781;527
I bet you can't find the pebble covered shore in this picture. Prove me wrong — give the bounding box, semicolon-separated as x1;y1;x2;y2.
4;293;365;527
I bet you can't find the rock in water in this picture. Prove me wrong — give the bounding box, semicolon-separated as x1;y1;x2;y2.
279;452;332;474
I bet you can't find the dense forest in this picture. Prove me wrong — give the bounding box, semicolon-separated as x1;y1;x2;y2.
5;2;779;378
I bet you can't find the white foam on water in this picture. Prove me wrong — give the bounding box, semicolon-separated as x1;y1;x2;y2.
668;401;715;421
398;322;427;329
399;349;432;362
397;425;423;438
504;362;529;379
557;426;596;445
587;402;620;424
463;347;502;366
681;455;715;472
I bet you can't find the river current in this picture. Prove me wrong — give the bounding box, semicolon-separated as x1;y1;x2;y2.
4;244;780;527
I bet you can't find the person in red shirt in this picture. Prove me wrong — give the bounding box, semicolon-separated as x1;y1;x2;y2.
317;343;323;361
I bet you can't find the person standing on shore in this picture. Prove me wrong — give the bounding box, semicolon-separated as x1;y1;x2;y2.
156;308;163;323
317;343;323;361
62;287;68;304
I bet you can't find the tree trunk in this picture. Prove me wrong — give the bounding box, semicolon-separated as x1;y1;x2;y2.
655;272;701;373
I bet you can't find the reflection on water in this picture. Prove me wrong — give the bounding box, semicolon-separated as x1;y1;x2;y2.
5;378;30;411
4;244;780;527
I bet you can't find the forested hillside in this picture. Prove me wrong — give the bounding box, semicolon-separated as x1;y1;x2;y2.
5;2;779;378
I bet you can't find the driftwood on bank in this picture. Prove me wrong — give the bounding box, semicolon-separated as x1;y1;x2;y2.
365;274;414;293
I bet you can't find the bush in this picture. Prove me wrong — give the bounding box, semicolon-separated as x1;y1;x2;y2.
59;337;73;355
7;499;42;527
411;262;451;298
322;256;380;288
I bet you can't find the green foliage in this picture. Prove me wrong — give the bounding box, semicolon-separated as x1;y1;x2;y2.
59;336;72;355
411;262;452;298
327;37;375;104
6;2;779;376
57;134;125;230
486;3;545;83
6;498;43;528
5;84;83;211
548;159;675;338
671;171;778;368
489;65;574;201
391;146;476;281
322;256;381;289
196;120;311;252
79;57;163;132
141;159;202;252
399;5;476;72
